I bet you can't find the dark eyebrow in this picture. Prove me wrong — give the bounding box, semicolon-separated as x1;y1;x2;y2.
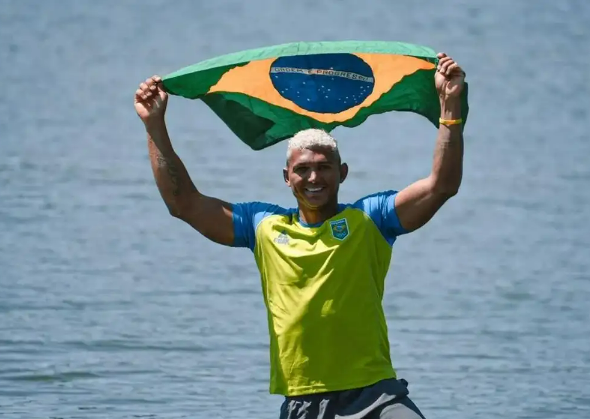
293;160;335;169
292;163;309;170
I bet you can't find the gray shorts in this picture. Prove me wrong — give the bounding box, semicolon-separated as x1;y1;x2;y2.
279;378;425;419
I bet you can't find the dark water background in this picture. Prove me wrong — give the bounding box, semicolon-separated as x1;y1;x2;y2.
1;1;589;417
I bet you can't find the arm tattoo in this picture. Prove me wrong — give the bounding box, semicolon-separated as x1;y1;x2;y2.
156;153;181;196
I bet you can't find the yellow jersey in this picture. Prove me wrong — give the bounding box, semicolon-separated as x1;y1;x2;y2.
232;191;407;396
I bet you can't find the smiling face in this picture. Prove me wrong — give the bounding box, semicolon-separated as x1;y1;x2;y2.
284;146;348;210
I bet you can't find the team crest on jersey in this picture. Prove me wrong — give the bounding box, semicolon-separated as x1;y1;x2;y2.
330;218;349;240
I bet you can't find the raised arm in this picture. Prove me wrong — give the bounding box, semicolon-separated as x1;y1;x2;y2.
394;53;465;232
134;75;234;246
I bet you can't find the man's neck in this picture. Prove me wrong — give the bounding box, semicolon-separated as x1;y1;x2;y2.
298;201;339;225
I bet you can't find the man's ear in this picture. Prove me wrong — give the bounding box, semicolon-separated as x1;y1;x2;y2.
283;168;290;185
339;162;349;183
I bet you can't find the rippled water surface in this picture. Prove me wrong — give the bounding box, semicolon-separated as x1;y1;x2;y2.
1;1;589;418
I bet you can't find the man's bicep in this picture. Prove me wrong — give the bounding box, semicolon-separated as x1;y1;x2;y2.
394;177;449;232
180;195;236;246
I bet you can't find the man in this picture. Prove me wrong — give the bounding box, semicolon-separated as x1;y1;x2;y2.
134;52;465;419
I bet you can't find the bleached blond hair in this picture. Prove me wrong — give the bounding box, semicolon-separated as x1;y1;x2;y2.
286;129;340;164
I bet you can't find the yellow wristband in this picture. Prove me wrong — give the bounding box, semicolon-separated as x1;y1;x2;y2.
439;118;463;126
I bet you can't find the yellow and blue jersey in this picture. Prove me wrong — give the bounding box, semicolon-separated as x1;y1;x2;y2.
232;190;408;396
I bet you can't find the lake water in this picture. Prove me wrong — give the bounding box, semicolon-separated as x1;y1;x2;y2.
1;1;589;418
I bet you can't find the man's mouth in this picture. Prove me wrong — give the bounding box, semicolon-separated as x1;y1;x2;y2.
305;186;325;193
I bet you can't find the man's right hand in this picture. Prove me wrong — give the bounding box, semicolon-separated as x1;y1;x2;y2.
137;74;236;247
135;75;168;125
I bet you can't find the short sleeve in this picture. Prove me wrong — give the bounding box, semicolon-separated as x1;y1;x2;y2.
232;202;285;250
353;190;408;245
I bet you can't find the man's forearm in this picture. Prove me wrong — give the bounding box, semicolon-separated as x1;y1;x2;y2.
430;98;464;195
146;120;198;216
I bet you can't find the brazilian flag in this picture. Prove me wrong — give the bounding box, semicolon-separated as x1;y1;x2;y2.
162;41;469;150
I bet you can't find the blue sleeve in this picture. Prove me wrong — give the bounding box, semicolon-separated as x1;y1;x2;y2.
231;202;282;251
354;190;408;245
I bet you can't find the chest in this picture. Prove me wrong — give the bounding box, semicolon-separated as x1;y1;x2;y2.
264;216;361;255
254;212;392;293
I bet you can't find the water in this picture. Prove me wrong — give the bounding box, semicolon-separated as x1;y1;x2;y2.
1;0;589;417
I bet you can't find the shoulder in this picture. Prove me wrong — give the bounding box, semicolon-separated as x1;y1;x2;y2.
345;190;399;214
232;201;294;228
342;191;407;241
231;201;295;249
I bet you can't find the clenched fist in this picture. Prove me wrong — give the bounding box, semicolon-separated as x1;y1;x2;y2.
435;53;465;100
134;75;168;124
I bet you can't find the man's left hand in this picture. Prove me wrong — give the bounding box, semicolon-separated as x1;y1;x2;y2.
435;52;465;100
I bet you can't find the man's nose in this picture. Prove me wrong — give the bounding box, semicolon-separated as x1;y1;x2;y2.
308;169;318;182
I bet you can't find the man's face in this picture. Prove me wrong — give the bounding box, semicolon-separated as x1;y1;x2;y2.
284;147;348;210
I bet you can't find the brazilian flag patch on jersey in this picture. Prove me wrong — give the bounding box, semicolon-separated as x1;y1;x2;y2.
330;219;349;240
